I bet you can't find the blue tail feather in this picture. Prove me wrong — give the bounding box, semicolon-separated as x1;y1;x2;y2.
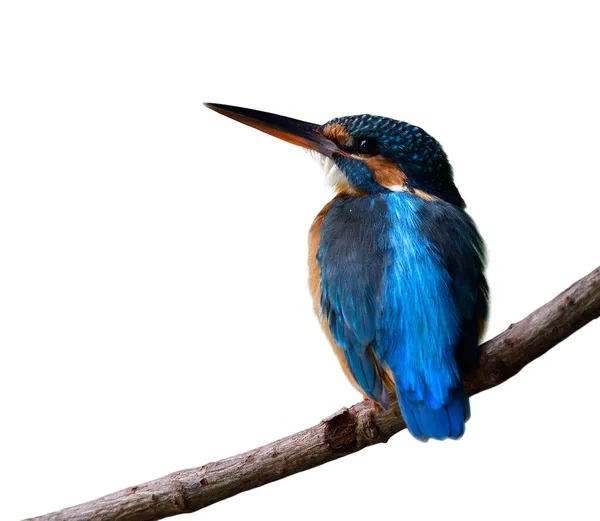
398;385;469;441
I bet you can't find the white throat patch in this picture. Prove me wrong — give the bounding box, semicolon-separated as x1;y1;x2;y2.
305;149;346;188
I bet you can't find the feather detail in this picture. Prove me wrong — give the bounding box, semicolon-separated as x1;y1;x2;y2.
304;149;346;189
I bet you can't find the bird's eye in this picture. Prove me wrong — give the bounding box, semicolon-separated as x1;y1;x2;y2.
357;138;377;156
337;136;378;156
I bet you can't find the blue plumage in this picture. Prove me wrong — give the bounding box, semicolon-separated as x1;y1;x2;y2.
317;192;485;440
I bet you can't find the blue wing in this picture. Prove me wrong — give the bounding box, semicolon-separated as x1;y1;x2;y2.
416;199;489;371
317;195;390;408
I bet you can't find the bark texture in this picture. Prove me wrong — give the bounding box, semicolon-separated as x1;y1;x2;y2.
25;266;600;521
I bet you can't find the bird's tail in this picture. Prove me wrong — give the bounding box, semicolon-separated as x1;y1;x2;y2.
397;384;470;441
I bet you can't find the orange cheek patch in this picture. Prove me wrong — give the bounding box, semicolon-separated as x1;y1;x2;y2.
364;156;408;190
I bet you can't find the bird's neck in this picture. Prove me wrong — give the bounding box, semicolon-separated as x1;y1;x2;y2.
333;180;443;203
333;180;370;197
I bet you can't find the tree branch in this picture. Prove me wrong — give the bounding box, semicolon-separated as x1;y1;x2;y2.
25;266;600;521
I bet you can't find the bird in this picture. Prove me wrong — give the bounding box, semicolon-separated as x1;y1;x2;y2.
204;103;489;441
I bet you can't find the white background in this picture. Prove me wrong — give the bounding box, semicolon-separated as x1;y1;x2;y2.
1;2;599;520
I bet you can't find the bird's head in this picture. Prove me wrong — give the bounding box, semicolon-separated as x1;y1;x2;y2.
205;103;464;207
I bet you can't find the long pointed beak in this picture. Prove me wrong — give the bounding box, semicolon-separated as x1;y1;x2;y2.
204;103;337;157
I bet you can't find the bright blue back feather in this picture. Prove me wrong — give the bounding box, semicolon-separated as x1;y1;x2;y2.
378;195;461;409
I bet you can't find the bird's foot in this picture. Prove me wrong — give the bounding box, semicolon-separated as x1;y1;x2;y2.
363;395;381;412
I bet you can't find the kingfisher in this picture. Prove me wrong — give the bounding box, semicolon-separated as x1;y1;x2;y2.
204;103;488;441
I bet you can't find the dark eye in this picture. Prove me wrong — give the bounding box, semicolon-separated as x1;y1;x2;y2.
357;138;377;156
